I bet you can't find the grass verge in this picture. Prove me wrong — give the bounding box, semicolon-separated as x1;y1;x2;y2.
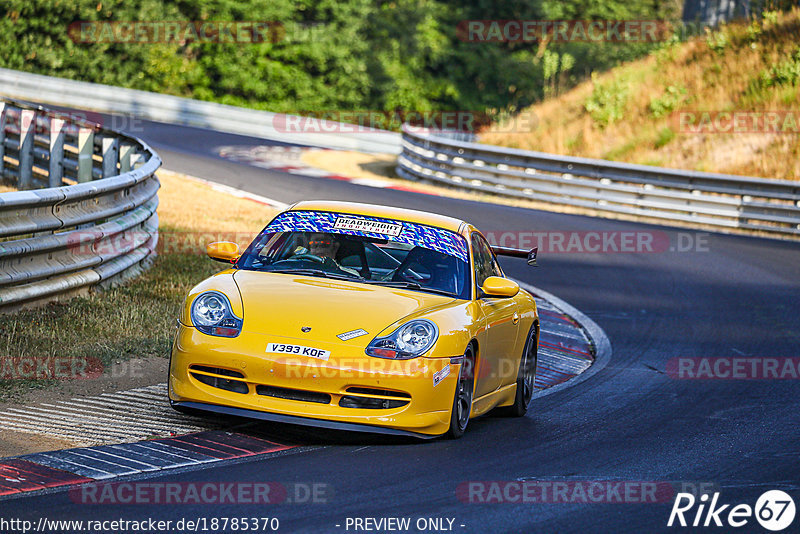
0;170;275;400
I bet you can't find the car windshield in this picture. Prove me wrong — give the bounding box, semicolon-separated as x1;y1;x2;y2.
236;210;471;299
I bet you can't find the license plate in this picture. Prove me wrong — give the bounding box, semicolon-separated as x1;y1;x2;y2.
266;343;331;361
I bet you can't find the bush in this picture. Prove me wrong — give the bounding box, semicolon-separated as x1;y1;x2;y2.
654;126;676;148
584;74;629;128
649;85;687;118
768;47;800;86
705;29;729;55
746;46;800;101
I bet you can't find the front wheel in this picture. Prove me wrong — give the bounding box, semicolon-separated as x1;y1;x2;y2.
446;345;475;439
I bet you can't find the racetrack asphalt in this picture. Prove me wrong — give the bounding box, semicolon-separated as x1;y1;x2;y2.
2;117;799;533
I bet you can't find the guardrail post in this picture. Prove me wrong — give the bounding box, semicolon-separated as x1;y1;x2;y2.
101;135;119;178
132;151;144;170
49;116;65;188
77;127;94;183
119;142;134;174
18;109;35;190
0;102;5;180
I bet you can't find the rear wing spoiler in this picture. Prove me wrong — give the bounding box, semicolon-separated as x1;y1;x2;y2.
492;246;538;266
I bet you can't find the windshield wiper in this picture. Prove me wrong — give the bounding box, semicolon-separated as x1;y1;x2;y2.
269;268;360;281
366;280;455;297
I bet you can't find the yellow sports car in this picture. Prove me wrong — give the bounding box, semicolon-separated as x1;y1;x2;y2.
169;201;539;438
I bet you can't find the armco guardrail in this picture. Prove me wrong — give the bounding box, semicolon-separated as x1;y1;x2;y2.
398;126;800;237
0;99;161;310
0;68;400;154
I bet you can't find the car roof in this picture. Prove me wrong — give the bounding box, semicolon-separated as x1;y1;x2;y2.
287;200;467;233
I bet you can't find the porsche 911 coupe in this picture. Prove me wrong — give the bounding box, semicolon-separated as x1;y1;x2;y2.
169;201;538;438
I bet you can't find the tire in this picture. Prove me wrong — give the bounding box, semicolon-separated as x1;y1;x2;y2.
498;325;537;417
446;344;475;439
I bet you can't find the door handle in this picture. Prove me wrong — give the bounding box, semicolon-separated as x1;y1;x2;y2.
512;312;520;325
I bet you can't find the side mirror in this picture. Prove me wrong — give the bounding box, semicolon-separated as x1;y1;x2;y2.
480;276;519;298
207;241;240;263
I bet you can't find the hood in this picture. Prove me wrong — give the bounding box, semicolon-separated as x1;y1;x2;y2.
232;270;456;343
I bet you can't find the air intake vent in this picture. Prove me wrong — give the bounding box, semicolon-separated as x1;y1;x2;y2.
191;372;249;394
189;365;245;379
256;385;331;404
345;387;411;399
339;396;409;409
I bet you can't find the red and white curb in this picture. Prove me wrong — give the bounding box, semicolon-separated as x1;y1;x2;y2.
534;297;595;389
0;384;221;446
520;281;612;400
0;431;293;497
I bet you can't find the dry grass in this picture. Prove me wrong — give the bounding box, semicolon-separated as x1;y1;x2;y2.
480;8;800;179
157;170;275;235
0;170;276;399
301;150;398;183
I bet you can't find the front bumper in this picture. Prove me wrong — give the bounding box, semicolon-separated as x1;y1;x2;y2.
168;324;459;436
171;400;437;439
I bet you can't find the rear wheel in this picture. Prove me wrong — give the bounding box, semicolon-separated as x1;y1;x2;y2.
499;326;537;417
446;345;475;439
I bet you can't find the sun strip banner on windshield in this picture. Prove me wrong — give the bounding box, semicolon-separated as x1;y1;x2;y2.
263;211;469;262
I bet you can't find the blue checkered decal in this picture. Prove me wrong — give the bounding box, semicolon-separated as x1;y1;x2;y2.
264;211;469;262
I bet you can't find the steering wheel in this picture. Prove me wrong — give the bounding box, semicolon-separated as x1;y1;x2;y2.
392;265;428;283
290;253;325;264
274;254;360;278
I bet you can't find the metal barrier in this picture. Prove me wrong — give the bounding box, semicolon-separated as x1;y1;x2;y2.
0;99;161;310
0;68;401;154
398;126;800;237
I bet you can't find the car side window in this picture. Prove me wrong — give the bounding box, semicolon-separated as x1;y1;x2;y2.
471;233;502;288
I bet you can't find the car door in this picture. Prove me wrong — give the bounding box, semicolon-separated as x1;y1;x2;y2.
471;232;520;395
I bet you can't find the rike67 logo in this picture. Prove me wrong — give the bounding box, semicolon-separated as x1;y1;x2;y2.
668;490;795;531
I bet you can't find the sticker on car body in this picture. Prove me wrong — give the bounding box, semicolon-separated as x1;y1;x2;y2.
433;364;451;387
266;343;331;361
337;328;369;341
333;216;402;237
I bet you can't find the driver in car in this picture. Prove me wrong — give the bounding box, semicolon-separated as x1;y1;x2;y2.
303;233;360;277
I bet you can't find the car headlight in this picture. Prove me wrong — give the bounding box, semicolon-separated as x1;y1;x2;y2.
190;291;243;337
365;319;439;360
